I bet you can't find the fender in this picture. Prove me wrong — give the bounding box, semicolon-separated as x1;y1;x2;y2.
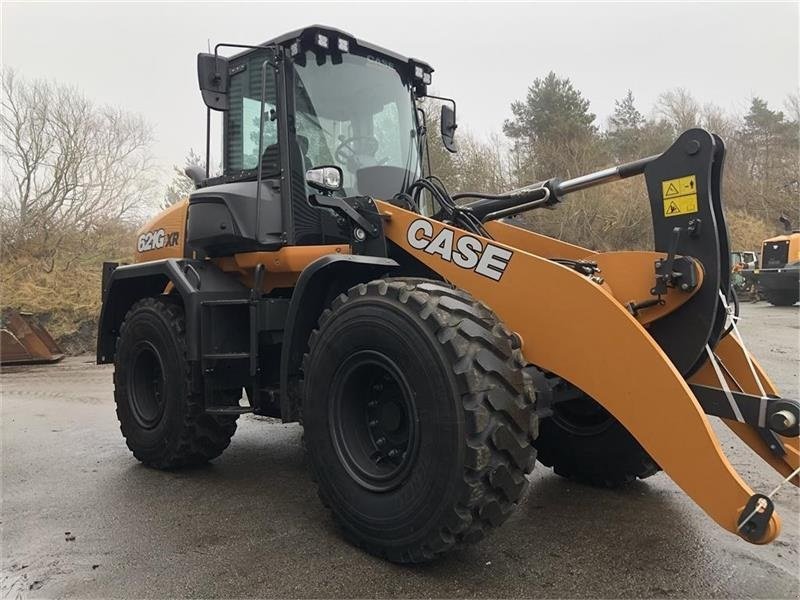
96;258;250;364
278;254;398;422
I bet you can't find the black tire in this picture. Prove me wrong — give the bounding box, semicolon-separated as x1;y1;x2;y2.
302;278;537;563
114;297;239;469
534;390;659;488
763;290;799;306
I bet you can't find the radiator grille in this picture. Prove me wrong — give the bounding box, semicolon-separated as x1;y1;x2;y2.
762;240;789;268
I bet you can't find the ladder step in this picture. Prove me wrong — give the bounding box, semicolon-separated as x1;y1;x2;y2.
203;352;250;360
202;299;251;306
205;406;253;415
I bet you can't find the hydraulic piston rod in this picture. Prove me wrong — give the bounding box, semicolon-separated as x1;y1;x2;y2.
477;153;660;215
556;154;659;196
464;153;661;222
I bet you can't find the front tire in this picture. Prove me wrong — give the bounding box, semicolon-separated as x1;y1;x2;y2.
114;297;239;469
302;279;537;563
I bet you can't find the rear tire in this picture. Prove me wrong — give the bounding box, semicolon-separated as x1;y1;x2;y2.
114;297;239;469
302;279;537;563
535;392;659;488
763;289;799;306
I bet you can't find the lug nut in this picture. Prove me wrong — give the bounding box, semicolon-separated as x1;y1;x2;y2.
369;419;379;427
376;437;386;447
388;449;399;458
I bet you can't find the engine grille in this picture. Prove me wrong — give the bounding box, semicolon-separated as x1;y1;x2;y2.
762;240;789;268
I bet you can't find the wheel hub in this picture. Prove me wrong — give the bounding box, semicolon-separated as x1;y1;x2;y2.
552;394;613;436
329;351;419;492
128;341;166;429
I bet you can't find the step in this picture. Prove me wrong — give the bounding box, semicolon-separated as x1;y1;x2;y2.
202;352;250;361
205;406;253;415
201;299;251;307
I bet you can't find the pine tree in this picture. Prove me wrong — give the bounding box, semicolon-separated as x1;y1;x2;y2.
162;149;205;208
503;72;598;182
606;90;644;162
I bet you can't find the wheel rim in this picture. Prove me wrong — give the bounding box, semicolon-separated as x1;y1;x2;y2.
128;341;167;429
552;394;613;436
329;350;419;492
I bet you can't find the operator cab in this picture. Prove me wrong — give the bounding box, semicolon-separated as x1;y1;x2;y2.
187;25;449;257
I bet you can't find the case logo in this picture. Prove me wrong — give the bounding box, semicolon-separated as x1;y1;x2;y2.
406;218;512;281
137;229;179;253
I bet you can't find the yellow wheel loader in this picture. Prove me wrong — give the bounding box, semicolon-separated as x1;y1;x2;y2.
754;216;800;306
97;25;799;563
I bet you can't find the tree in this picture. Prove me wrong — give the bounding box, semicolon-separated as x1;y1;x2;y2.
503;72;599;182
422;100;510;196
606;90;645;162
1;69;157;268
735;97;799;221
655;88;701;132
163;149;205;208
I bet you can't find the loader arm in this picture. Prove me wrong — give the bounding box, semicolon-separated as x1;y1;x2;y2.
378;199;791;544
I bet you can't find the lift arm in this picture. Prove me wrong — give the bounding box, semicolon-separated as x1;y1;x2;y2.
378;200;785;544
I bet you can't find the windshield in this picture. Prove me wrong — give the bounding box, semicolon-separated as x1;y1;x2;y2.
293;50;422;199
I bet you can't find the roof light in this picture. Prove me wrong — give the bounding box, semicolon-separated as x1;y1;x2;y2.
414;65;424;80
337;38;349;53
290;41;301;56
316;33;329;49
423;71;432;85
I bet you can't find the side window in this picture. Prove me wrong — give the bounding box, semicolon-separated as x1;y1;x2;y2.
226;51;278;173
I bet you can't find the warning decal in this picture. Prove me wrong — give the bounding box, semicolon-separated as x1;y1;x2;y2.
661;175;698;217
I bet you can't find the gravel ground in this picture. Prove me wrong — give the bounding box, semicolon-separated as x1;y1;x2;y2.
2;302;798;599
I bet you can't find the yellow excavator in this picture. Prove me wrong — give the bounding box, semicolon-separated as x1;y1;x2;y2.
97;25;799;563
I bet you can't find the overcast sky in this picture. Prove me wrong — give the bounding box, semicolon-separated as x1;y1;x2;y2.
3;2;798;184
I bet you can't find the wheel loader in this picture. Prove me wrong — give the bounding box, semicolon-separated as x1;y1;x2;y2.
753;216;800;306
97;25;799;563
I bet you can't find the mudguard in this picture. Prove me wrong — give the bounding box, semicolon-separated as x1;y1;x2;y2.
96;258;250;364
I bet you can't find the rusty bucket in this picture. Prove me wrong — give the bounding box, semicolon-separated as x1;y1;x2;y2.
1;310;64;365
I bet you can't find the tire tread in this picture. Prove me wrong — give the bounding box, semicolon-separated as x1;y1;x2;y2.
303;278;537;563
114;297;237;469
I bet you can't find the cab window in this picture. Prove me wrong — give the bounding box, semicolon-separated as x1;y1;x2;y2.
226;50;278;173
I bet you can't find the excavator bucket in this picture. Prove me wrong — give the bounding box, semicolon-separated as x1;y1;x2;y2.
1;310;64;365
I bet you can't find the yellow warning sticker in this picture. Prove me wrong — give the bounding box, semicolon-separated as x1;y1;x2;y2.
661;175;698;217
664;194;698;216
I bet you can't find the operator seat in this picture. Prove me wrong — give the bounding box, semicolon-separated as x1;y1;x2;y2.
261;135;313;177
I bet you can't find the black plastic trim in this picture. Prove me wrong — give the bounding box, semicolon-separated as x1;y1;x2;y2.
96;259;250;364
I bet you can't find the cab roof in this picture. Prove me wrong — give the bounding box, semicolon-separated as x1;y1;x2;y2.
227;24;433;75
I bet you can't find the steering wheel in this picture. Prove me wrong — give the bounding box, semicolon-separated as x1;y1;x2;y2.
334;136;380;171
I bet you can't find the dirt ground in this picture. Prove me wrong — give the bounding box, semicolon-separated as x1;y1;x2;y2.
2;302;799;599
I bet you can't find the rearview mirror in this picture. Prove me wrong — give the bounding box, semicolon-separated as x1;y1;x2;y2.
197;53;229;111
306;166;343;193
185;166;205;188
441;104;457;153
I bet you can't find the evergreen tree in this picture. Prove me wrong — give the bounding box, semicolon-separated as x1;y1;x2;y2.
606;90;645;162
163;149;205;208
503;72;598;181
